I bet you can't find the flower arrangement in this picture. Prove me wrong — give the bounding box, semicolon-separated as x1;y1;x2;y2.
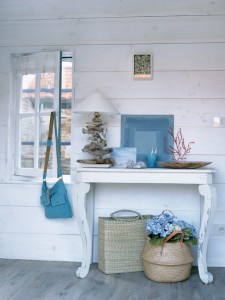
146;211;198;246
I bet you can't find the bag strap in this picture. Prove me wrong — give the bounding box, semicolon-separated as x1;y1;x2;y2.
43;111;62;180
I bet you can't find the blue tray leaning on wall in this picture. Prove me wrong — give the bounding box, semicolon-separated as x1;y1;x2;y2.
121;115;174;165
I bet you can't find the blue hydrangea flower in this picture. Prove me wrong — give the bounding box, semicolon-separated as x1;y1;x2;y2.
145;211;198;242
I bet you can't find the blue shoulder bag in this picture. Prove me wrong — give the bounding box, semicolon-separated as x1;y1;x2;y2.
40;111;73;218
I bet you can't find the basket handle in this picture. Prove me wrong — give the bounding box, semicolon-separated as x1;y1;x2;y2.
110;210;143;221
157;210;174;220
163;230;184;246
160;230;184;256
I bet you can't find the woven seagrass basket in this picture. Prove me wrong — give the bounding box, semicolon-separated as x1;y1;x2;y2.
98;210;151;274
142;231;194;282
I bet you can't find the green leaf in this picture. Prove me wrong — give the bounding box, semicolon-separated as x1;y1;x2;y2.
148;228;198;246
149;237;165;245
183;227;192;239
170;233;182;241
183;237;198;245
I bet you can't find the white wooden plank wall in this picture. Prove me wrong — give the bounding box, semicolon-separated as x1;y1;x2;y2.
0;1;225;266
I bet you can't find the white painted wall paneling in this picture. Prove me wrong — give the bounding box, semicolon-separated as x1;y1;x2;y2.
74;98;225;128
0;183;73;206
75;71;225;99
0;183;81;261
75;44;225;72
2;43;225;72
114;100;225;128
0;16;225;47
0;233;82;261
0;0;224;20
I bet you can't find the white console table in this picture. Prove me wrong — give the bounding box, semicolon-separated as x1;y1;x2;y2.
74;168;217;284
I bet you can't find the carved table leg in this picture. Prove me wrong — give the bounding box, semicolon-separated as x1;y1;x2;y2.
198;184;217;284
74;182;91;278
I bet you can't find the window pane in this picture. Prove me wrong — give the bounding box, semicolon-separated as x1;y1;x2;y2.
61;115;71;174
20;117;35;168
61;60;72;110
39;73;55;112
39;116;53;169
21;74;36;113
61;58;72;175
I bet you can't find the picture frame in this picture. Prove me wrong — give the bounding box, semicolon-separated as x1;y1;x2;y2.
134;54;152;79
110;147;137;168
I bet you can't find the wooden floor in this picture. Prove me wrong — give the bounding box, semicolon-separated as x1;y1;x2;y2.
0;259;224;300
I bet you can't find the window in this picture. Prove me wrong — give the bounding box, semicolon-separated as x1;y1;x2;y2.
13;51;72;178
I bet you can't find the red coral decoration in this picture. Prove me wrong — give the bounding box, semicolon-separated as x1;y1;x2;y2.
167;128;195;161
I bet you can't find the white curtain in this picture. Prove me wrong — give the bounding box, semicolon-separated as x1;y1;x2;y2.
14;51;59;75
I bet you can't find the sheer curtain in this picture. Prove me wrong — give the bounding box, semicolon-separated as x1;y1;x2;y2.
14;51;59;75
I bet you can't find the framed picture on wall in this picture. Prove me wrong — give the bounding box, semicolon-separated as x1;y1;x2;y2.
134;54;152;79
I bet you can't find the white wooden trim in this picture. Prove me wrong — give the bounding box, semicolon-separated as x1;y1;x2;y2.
76;168;214;184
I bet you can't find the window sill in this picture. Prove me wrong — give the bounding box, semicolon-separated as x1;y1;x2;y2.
7;175;73;185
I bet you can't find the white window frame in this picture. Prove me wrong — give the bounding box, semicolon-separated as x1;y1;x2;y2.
15;79;60;177
9;51;73;180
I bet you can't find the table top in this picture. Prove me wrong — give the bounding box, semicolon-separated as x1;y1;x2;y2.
75;167;215;185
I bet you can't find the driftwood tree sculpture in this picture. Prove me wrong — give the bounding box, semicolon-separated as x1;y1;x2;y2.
77;112;115;165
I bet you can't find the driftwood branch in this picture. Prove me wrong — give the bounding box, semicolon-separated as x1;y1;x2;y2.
82;146;112;157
